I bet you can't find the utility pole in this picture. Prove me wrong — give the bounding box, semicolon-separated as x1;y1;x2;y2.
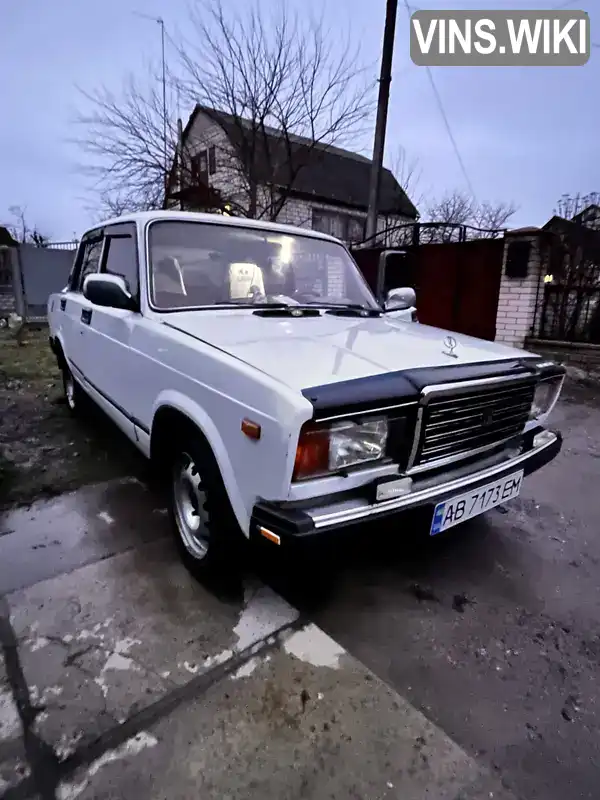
133;12;168;199
365;0;398;243
159;17;167;197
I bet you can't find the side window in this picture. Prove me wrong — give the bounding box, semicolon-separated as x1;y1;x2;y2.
102;227;138;298
75;239;103;292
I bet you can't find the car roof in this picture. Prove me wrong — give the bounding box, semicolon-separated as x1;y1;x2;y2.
87;210;342;244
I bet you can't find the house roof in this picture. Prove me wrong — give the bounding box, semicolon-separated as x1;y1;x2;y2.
572;204;600;223
543;215;600;252
0;226;17;247
183;105;418;219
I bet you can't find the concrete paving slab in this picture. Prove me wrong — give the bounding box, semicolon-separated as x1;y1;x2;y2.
7;541;298;753
0;652;29;795
0;477;168;595
0;659;20;746
55;624;515;800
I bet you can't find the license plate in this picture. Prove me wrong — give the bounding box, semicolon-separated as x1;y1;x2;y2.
430;470;523;536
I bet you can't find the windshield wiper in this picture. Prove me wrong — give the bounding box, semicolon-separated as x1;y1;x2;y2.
252;306;321;317
213;300;291;308
321;303;382;317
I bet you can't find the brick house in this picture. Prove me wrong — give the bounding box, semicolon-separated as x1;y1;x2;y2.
572;204;600;231
0;226;18;316
166;105;418;244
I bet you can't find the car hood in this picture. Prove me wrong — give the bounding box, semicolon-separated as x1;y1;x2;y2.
164;311;535;391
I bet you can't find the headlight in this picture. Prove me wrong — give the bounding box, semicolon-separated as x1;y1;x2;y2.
529;377;563;420
293;417;389;480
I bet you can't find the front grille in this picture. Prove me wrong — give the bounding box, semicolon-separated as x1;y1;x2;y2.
412;379;535;469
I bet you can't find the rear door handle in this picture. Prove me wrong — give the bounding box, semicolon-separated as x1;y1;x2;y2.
60;298;67;311
81;308;92;325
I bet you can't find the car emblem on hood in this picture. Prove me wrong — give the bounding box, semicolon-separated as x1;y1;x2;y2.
442;335;458;358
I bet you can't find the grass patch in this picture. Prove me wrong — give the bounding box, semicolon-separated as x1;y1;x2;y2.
0;325;146;509
0;326;56;385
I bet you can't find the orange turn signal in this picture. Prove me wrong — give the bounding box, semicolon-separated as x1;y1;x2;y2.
293;424;330;480
241;418;261;440
259;527;281;545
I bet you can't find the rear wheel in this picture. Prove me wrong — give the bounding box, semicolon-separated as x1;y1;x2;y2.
167;430;242;582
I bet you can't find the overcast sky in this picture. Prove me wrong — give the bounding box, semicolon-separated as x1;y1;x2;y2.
1;0;597;239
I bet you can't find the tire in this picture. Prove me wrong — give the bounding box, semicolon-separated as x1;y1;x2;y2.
62;366;86;415
167;429;243;583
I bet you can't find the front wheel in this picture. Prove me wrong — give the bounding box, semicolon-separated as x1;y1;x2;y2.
168;432;242;582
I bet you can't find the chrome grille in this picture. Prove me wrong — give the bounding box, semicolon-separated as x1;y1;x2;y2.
413;379;535;469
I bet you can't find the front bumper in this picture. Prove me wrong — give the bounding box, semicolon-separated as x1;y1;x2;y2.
251;428;562;542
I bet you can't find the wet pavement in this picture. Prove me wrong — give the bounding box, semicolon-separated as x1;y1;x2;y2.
0;481;511;799
0;381;598;799
282;383;600;800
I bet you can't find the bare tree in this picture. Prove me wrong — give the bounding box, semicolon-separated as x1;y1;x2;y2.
173;0;374;220
385;146;423;215
427;191;473;227
4;206;51;247
426;191;516;241
470;200;517;233
74;74;178;214
75;0;373;219
554;192;600;220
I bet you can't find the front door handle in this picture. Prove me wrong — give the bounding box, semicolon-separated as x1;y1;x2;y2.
81;308;92;325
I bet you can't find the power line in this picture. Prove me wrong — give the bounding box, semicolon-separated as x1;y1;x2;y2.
402;0;476;199
423;66;476;199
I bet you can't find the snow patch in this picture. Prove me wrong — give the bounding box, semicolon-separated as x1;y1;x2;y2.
283;624;345;669
57;732;158;800
29;685;62;705
56;731;84;760
103;652;136;672
0;688;21;741
231;656;261;680
30;636;50;652
94;676;108;698
233;584;298;651
94;638;142;696
203;649;233;669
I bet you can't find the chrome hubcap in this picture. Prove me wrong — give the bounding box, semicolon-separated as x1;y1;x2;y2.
65;373;75;410
173;453;210;560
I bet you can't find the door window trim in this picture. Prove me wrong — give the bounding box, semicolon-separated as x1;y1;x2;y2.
69;230;105;293
99;222;140;304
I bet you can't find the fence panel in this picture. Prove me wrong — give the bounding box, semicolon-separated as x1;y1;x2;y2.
540;285;600;343
19;244;76;319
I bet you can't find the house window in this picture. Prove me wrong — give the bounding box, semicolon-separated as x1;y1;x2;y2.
208;145;216;174
191;146;217;184
311;209;365;243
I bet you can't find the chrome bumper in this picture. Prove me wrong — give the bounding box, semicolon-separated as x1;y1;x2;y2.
251;429;562;541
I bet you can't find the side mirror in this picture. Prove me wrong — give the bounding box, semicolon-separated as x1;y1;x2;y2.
384;286;416;312
83;274;136;310
376;248;408;301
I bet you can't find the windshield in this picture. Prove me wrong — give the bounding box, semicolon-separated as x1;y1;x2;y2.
147;220;379;311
